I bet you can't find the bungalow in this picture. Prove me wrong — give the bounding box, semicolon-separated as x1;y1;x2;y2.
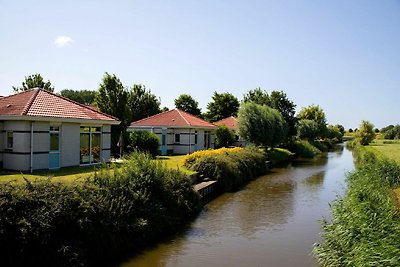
0;88;120;172
129;109;216;155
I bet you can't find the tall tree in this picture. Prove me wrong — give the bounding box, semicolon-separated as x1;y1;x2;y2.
242;87;269;105
95;73;129;154
128;84;161;122
238;102;287;148
174;94;201;116
60;89;96;105
268;91;297;138
13;73;54;93
297;105;327;138
204;92;239;122
355;120;375;145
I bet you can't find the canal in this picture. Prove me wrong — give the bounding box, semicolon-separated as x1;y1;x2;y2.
122;144;354;267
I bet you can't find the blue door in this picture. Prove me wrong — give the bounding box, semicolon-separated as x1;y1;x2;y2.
161;128;167;155
49;129;60;169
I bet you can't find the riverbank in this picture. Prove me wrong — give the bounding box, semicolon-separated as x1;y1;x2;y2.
314;145;400;266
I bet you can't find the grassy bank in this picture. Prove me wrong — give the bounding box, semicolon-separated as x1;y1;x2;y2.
314;145;400;266
0;152;201;267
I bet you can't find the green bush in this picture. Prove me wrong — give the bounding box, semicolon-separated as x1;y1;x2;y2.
266;148;294;166
314;148;400;266
185;148;267;191
288;140;320;158
126;130;160;157
0;152;200;266
215;124;236;148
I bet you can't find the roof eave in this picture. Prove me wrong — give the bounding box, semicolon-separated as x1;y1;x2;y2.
0;115;120;125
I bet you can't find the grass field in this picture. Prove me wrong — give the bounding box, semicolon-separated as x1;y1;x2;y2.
0;155;194;184
367;139;400;163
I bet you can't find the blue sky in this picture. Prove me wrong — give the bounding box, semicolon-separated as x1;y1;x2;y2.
1;0;399;129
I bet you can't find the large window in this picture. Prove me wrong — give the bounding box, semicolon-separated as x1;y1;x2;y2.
175;133;180;143
6;131;13;149
80;126;101;164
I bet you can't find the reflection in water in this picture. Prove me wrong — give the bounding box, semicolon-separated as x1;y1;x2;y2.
121;144;354;267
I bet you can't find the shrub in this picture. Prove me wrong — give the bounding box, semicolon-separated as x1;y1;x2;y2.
266;148;294;166
126;130;159;157
354;120;375;145
183;147;243;167
214;125;236;148
287;140;320;158
0;152;201;266
185;148;267;191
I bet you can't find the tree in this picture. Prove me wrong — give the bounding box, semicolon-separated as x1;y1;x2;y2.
95;73;130;154
237;102;287;148
128;84;161;122
268;91;297;138
326;125;343;142
126;131;160;157
215;125;236;148
204;92;239;122
297;105;327;138
355;120;375;145
13;73;54;93
174;94;201;116
296;119;319;141
335;124;345;136
242;87;269;105
60;89;96;105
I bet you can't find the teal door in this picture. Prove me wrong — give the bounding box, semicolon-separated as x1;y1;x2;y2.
49;130;60;169
161;128;167;155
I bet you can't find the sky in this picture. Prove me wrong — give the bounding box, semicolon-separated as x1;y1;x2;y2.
1;0;400;129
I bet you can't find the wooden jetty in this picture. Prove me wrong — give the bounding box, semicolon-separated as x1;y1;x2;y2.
194;180;219;200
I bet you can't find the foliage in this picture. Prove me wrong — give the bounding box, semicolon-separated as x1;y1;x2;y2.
243;89;297;138
296;119;319;141
237;102;287;148
184;148;267;191
13;73;54;93
95;73;129;155
126;131;160;157
128;84;161;122
348;128;353;133
297;104;327;138
60;89;96;105
287;140;321;158
266;148;294;166
326;124;344;142
174;94;201;116
0;153;201;266
204;92;240;122
382;125;400;140
314;148;400;266
214;125;236;148
354;120;375;145
183;147;243;166
242;87;269;105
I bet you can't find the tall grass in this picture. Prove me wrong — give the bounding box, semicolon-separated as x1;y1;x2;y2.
0;152;201;266
314;147;400;266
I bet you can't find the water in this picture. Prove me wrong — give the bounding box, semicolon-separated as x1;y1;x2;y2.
122;144;354;267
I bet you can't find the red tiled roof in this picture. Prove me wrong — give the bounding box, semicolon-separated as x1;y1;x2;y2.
214;116;238;130
0;88;119;122
130;109;216;128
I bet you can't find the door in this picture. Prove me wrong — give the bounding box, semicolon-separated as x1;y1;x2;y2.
49;128;60;169
161;128;167;155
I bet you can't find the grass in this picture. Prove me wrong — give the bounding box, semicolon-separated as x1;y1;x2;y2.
156;155;196;175
0;155;195;184
367;139;400;163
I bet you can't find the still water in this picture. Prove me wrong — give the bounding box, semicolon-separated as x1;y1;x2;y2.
122;145;354;267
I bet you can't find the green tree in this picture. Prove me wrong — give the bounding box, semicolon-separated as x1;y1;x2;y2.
95;73;129;154
237;102;287;148
297;105;327;138
126;131;160;157
296;119;320;141
204;92;239;122
326;125;343;142
128;84;161;122
60;89;96;105
268;91;297;138
13;73;54;93
355;120;375;145
242;87;269;105
215;125;236;148
174;94;201;116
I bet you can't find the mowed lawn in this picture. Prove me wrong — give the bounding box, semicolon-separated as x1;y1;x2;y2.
367;139;400;163
0;155;194;184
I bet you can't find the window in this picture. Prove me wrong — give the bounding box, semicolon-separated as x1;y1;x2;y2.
6;131;13;149
195;131;198;144
175;134;180;143
80;126;101;164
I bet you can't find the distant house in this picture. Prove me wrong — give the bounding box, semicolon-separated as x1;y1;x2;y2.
0;88;120;171
129;109;216;155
